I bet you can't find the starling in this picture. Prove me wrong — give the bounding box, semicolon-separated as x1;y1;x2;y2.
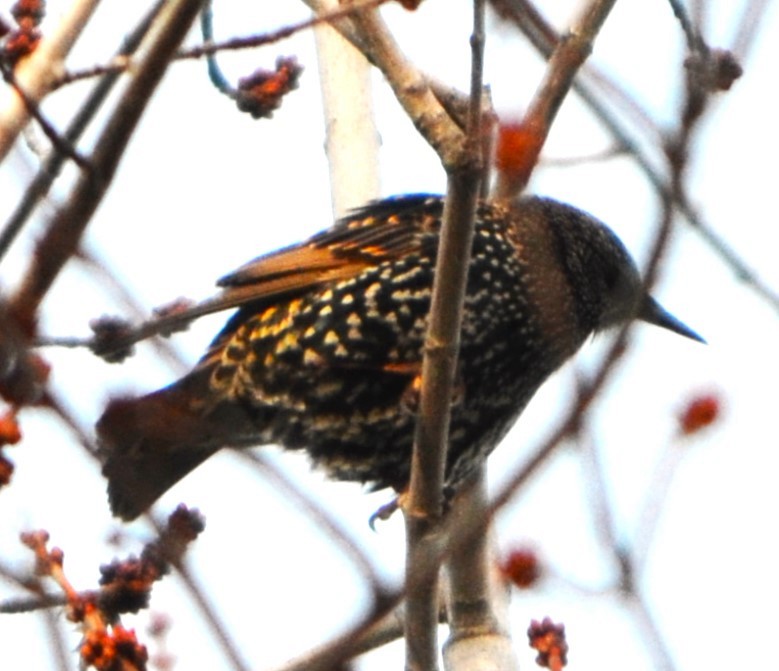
98;195;703;520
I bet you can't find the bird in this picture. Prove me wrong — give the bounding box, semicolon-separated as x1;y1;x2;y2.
97;194;703;520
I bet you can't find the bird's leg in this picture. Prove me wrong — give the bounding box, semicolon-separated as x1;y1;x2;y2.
369;491;407;529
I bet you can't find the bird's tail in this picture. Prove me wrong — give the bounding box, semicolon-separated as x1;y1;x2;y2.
97;369;257;521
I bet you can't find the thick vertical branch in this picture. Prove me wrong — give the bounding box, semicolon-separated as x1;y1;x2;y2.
407;174;480;518
404;170;482;671
440;3;516;664
404;1;486;668
443;470;517;671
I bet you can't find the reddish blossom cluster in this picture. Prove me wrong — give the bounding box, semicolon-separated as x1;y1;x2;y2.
236;55;302;119
678;392;721;436
20;529;147;670
0;352;49;490
20;506;204;671
495;121;544;189
0;409;21;487
1;0;44;65
528;617;568;671
79;617;149;671
499;547;543;589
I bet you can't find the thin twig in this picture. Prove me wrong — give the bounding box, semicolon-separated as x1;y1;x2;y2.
199;0;232;94
164;557;252;671
490;335;630;516
236;451;388;593
579;431;680;667
0;0;102;161
8;0;207;334
42;606;74;671
345;3;468;170
630;438;686;576
0;592;67;614
268;592;399;671
492;0;779;315
626;595;679;671
182;0;386;61
75;247;191;373
54;0;387;88
490;0;667;158
579;432;621;561
493;0;619;199
730;0;771;58
0;2;165;263
665;0;704;51
0;63;90;169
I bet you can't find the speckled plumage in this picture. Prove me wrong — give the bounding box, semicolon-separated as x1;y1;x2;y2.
98;195;702;520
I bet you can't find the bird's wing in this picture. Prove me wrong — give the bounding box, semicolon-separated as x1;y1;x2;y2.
214;194;439;305
140;196;442;341
197;195;443;364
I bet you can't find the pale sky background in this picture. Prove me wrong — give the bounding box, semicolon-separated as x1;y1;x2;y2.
1;1;778;670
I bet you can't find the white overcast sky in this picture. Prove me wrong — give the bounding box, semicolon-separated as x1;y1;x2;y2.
1;2;778;670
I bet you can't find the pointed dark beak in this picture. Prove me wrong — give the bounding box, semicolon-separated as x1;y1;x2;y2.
639;296;705;343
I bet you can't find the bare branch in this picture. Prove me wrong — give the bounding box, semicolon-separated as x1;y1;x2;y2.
0;2;165;264
493;0;618;198
345;3;469;170
443;471;518;671
236;451;388;593
0;64;90;169
492;0;779;315
8;0;208;333
402;0;487;667
0;0;101;161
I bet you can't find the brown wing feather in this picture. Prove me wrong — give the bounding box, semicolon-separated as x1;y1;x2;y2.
218;243;360;287
129;197;440;357
149;196;438;345
195;198;438;363
214;202;427;305
215;249;369;306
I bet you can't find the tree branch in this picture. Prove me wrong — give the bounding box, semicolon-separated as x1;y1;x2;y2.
8;0;207;334
0;1;165;264
493;0;619;199
345;3;469;170
402;0;487;667
0;0;101;161
443;470;518;671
